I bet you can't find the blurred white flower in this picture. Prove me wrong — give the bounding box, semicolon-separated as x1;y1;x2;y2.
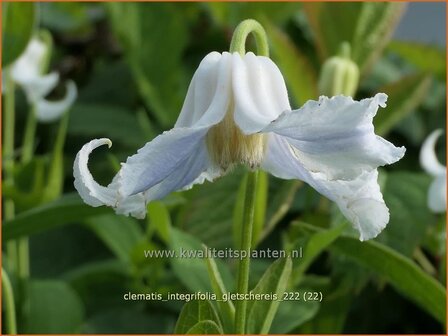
7;37;77;122
420;129;446;213
74;51;405;241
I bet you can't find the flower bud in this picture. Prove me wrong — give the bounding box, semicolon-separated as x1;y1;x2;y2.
318;42;360;97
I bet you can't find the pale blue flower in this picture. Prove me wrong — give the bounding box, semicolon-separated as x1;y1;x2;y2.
74;51;405;240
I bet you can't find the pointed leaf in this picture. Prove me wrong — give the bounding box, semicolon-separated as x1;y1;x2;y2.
204;248;235;333
246;257;292;334
175;300;222;334
299;222;446;324
2;2;36;67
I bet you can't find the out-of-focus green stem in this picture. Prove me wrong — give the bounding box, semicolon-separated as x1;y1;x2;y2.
234;171;258;334
21;107;37;163
2;268;18;335
4;76;18;273
17;107;38;284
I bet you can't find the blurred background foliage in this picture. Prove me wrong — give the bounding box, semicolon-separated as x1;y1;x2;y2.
2;2;446;334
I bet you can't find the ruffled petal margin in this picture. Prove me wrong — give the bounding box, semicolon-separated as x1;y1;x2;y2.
262;134;390;241
263;94;405;180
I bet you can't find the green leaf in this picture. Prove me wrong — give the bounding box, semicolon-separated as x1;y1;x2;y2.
2;2;36;67
207;2;301;27
374;73;432;136
388;41;446;81
178;168;244;249
246;257;292;334
270;298;319;334
175;300;222;334
380;172;433;256
24;280;85;333
169;228;233;293
85;214;143;263
3;193;111;241
40;3;92;33
69;103;150;148
82;308;174;334
292;222;347;284
304;3;405;74
186;320;222;334
205;248;235;333
267;23;318;105
64;260;131;315
107;3;190;127
300;223;446;324
147;201;172;244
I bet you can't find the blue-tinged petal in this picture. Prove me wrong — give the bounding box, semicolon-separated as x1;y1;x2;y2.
119;127;211;197
420;129;445;177
144;141;212;201
175;52;232;128
73;138;147;218
428;174;446;213
232;52;290;134
262;135;389;241
263;93;405;180
35;80;77;122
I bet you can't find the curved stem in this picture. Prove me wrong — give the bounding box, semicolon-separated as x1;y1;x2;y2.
2;268;18;335
229;19;269;57
234;171;258;334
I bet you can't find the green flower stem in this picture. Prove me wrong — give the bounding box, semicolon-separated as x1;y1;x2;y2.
234;171;258;334
16;107;38;285
4;76;18;273
2;268;18;335
21;107;37;163
229;19;269;57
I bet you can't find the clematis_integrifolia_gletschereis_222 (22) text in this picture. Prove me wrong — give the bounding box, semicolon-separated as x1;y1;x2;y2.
74;20;405;242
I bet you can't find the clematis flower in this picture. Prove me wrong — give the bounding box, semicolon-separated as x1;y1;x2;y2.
74;51;405;241
420;129;446;213
6;36;77;122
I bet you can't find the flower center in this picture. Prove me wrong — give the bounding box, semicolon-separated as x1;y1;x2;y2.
206;100;267;170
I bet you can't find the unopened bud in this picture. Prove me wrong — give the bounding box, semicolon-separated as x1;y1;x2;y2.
318;42;359;97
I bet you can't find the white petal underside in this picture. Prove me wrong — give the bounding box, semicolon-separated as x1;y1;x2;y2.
420;129;445;177
73;138;117;207
73;138;147;219
144;141;211;201
119;127;211;197
175;52;232;128
10;38;60;102
428;173;446;213
263;94;405;180
262;134;389;240
232;52;291;134
35;80;77;122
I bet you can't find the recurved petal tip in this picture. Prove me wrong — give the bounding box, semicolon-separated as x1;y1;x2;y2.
35;80;78;123
420;129;445;177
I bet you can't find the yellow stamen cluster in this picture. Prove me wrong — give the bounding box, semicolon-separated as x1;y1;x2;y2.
206;101;266;170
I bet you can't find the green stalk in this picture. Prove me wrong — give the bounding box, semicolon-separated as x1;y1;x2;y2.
16;107;38;285
4;75;18;272
234;171;258;334
229;19;269;57
21;107;37;163
228;19;269;334
2;268;18;334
